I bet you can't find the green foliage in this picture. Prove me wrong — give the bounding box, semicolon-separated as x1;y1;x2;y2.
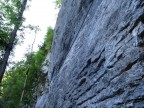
0;27;54;107
1;61;26;108
0;0;54;107
43;27;54;52
54;0;63;8
0;0;24;66
0;0;37;70
0;0;23;26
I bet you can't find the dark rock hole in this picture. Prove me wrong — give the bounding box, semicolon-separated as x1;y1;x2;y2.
78;78;86;87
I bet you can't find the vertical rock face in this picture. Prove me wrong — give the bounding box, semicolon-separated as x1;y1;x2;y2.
36;0;144;107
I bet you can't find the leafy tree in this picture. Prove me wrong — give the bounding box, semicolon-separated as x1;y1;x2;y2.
0;0;28;83
0;0;56;107
0;27;54;107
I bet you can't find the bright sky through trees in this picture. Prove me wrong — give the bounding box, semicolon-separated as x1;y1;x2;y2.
12;0;59;62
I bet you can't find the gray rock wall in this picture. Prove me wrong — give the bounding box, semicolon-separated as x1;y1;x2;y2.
36;0;144;107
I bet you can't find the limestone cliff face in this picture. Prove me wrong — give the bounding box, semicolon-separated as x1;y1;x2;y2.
36;0;144;107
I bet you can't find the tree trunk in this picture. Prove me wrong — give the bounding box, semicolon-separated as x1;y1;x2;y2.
0;0;28;83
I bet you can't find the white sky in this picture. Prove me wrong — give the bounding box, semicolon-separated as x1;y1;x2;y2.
12;0;59;62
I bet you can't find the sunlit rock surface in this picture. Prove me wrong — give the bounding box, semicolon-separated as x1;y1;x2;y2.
36;0;144;107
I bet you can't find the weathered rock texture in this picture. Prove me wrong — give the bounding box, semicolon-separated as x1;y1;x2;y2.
36;0;144;107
